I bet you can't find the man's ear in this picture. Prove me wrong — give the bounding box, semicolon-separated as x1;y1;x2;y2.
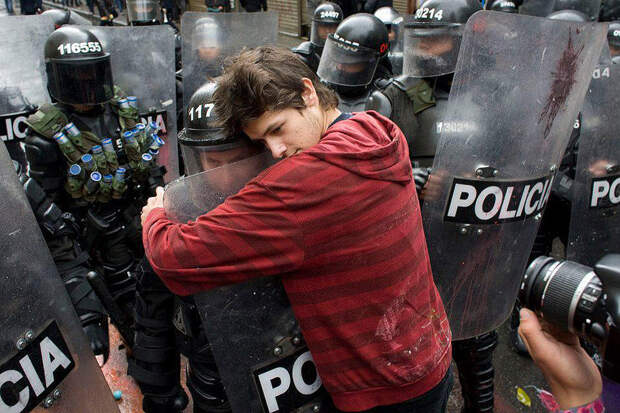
301;77;319;107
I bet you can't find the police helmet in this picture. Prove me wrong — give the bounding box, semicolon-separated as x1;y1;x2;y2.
552;0;599;20
486;0;519;13
317;14;389;87
608;21;620;49
403;0;481;77
311;2;343;49
44;27;114;105
179;81;260;175
547;9;589;22
374;7;403;46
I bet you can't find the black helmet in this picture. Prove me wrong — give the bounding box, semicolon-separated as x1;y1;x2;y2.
42;9;91;28
608;21;620;49
374;7;403;47
192;17;225;52
311;2;343;49
486;0;519;13
403;0;481;77
547;9;589;22
601;0;620;21
317;14;389;87
44;27;113;105
179;81;259;175
126;0;161;25
552;0;600;21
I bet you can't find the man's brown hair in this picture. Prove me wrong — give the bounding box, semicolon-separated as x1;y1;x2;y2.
213;46;339;136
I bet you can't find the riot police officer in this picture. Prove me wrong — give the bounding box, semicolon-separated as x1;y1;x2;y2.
485;0;520;13
374;6;404;73
24;26;164;355
131;81;263;413
609;22;620;61
317;13;393;112
404;1;501;412
292;2;343;73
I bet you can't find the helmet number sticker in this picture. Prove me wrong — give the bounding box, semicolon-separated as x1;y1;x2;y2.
319;10;339;19
415;7;443;21
188;103;215;121
56;42;102;55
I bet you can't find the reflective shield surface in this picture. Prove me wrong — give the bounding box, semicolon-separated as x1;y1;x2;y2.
163;153;327;412
421;11;606;339
567;62;620;266
88;25;179;180
181;12;279;113
0;16;54;168
0;140;119;412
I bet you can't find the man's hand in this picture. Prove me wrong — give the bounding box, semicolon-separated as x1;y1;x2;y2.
518;308;602;409
141;186;165;226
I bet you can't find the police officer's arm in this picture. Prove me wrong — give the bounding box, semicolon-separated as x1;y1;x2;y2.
365;90;393;118
142;182;304;296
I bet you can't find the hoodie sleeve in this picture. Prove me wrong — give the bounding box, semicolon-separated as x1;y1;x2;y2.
143;181;305;296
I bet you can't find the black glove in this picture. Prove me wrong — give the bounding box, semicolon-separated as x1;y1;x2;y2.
83;318;110;362
412;167;432;195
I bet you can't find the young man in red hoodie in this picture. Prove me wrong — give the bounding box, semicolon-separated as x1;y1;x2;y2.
141;46;452;412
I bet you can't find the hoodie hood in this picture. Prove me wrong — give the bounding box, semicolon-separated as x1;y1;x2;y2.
306;111;412;184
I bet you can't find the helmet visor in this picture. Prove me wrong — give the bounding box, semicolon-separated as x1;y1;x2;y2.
317;35;379;87
310;21;339;48
46;56;114;105
127;0;160;22
403;22;463;77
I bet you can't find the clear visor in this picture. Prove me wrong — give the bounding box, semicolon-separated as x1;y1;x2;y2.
46;57;114;105
310;21;339;48
403;23;463;78
317;36;379;87
179;130;263;176
127;0;160;22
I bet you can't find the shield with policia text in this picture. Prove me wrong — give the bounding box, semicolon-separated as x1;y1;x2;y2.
567;60;620;267
88;25;179;180
181;12;279;114
421;11;606;340
163;152;328;413
0;140;119;413
0;15;54;169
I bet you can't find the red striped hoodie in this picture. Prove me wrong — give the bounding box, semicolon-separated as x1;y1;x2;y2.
143;111;452;411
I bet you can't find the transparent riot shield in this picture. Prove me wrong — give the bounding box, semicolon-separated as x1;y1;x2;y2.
88;26;179;180
421;11;606;340
567;62;620;266
0;141;119;412
163;153;328;412
0;15;53;169
181;12;279;113
519;0;556;16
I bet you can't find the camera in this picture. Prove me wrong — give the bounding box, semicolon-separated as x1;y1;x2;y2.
519;254;620;344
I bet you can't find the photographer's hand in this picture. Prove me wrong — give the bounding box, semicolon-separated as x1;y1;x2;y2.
518;308;602;409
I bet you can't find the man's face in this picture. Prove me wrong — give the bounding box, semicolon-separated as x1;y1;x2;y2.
317;23;337;41
336;61;367;74
199;144;263;192
198;45;221;61
415;34;454;57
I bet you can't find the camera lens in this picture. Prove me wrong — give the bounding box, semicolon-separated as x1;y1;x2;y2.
520;256;604;337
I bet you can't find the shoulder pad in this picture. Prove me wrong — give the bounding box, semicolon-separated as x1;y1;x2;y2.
392;75;436;114
25;103;68;139
373;77;393;91
366;90;392;118
292;41;313;56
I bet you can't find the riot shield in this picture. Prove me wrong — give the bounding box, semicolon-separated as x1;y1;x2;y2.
421;11;606;340
87;26;179;180
163;153;328;412
0;140;119;412
567;62;620;266
0;16;54;169
181;12;279;113
519;0;556;16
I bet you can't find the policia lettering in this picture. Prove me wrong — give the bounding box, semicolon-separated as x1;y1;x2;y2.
445;174;554;224
591;173;620;208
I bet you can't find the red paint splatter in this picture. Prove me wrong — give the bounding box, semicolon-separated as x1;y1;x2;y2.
539;29;584;139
